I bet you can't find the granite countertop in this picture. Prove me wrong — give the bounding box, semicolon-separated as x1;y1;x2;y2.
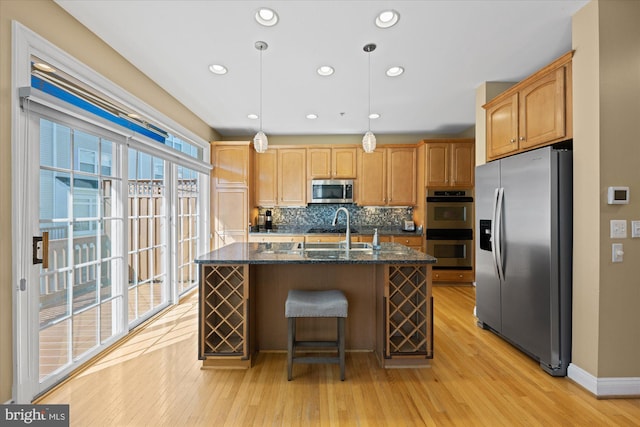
249;225;423;236
196;242;436;265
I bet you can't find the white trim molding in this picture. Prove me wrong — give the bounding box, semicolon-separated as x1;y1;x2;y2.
568;363;640;398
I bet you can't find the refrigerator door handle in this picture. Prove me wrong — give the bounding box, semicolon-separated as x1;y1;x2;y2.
495;187;505;281
490;188;501;281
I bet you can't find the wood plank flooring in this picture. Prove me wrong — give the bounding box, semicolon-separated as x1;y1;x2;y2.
37;286;640;426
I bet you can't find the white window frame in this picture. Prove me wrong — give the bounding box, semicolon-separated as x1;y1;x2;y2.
11;21;211;403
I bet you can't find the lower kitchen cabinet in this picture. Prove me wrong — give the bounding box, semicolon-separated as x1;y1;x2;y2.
432;269;474;283
248;234;304;243
381;264;433;364
391;235;423;251
200;264;251;366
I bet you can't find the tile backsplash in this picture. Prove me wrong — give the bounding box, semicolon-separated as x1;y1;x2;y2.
256;204;413;228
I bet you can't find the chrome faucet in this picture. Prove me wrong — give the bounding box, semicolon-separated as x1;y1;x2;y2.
332;207;351;250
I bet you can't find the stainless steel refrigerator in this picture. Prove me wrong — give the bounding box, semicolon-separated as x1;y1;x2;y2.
475;146;572;376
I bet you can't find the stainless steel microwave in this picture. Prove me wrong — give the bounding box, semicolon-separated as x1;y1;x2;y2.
309;179;354;204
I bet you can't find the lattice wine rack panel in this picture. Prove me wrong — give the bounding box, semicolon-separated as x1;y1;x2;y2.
386;265;431;356
200;264;248;357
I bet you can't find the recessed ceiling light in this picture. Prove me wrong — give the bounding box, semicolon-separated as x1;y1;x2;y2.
255;8;279;26
33;62;56;73
208;64;227;75
375;10;400;29
248;114;259;120
306;114;318;120
386;66;404;77
317;65;335;76
369;113;380;119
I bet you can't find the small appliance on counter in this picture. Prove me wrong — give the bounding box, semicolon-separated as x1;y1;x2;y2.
402;220;415;231
265;210;273;230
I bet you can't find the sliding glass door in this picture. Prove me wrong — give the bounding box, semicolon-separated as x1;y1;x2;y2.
35;114;126;394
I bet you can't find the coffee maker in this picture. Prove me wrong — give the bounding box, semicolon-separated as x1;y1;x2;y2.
265;210;273;230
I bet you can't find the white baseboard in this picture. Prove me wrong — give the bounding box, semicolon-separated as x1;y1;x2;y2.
568;363;640;397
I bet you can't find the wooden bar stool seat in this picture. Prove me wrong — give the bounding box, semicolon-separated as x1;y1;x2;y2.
285;289;348;381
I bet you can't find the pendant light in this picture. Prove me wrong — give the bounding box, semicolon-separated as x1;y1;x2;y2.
254;41;269;153
362;43;377;153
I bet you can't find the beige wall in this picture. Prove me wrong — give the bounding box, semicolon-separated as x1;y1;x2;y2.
571;0;602;378
572;0;640;379
593;0;640;377
0;0;217;401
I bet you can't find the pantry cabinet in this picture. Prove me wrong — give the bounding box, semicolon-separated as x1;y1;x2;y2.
424;139;474;188
307;146;357;179
211;142;251;249
484;51;573;161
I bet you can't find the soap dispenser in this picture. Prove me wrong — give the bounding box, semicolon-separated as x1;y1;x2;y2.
372;228;381;250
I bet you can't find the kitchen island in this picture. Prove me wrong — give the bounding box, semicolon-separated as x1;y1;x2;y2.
195;242;437;369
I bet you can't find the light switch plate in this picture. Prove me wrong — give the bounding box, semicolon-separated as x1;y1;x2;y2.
612;243;624;262
610;220;627;239
632;221;640;238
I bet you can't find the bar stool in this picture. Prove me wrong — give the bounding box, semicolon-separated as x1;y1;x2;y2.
285;289;348;381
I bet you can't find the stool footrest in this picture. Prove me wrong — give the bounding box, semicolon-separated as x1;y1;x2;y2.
293;356;340;365
294;340;338;348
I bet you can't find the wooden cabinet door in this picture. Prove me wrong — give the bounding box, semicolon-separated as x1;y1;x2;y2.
212;145;249;187
358;149;386;205
392;235;424;252
425;143;449;187
278;148;306;206
254;150;277;206
332;147;357;178
387;147;416;206
450;142;474;187
519;67;566;149
213;188;248;248
307;148;331;179
486;93;519;160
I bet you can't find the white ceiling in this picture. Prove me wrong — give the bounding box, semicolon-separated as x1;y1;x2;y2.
55;0;588;138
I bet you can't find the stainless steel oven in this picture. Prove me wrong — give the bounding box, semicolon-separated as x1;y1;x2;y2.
426;189;473;230
426;189;473;269
426;229;473;268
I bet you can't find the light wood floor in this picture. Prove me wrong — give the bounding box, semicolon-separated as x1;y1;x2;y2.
38;286;640;426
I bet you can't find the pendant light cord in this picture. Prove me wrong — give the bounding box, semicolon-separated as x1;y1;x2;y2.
259;46;263;132
367;50;371;132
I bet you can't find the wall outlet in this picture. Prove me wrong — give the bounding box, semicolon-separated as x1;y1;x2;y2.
610;220;627;239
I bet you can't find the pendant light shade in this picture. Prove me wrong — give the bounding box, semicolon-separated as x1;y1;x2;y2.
254;41;269;153
362;43;377;153
253;130;268;153
362;131;376;153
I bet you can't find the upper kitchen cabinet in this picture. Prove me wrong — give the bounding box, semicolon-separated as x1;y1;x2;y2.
254;147;306;207
212;142;250;187
484;51;573;162
358;149;386;205
254;149;278;206
387;147;417;205
358;146;416;206
424;139;475;188
307;146;357;179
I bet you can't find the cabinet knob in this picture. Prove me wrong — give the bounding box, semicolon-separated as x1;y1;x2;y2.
519;136;525;141
510;138;516;143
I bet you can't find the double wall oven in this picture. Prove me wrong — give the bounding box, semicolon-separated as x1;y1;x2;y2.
426;189;473;270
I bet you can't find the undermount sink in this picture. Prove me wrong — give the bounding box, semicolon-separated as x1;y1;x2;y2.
297;241;373;251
